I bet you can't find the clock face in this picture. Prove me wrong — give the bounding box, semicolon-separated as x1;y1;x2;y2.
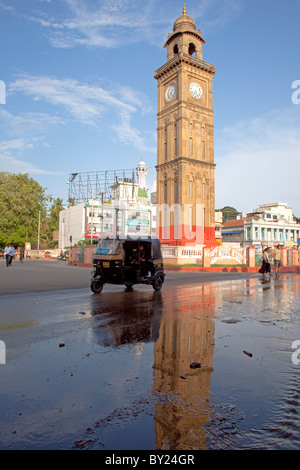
166;84;176;101
190;82;202;99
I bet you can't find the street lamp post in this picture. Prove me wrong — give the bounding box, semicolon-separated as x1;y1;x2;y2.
37;210;41;252
90;186;94;244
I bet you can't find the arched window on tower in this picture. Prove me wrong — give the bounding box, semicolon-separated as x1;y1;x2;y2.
174;174;178;204
189;137;193;156
173;44;179;55
164;127;167;161
174;123;177;156
188;43;196;57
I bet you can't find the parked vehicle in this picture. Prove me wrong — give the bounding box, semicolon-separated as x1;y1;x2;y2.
58;250;69;261
91;236;165;293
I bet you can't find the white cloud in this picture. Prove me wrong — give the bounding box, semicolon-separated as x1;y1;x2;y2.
0;152;59;174
0;108;63;137
16;0;243;50
215;107;300;215
0;109;62;175
8;74;154;152
111;111;156;153
0;134;60;175
0;0;244;52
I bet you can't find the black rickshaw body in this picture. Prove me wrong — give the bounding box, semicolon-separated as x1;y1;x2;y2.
90;236;165;293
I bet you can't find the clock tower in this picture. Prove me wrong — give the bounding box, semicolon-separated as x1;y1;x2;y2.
154;6;217;247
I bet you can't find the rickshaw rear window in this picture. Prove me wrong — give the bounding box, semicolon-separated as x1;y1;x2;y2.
96;239;121;255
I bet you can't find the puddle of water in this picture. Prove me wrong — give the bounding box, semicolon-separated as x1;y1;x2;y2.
0;274;300;449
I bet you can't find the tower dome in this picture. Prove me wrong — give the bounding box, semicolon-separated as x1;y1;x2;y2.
173;5;196;32
137;159;147;169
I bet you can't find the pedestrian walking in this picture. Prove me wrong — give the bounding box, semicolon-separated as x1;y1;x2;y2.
272;244;282;277
19;246;24;263
8;244;15;266
4;244;10;267
259;247;271;276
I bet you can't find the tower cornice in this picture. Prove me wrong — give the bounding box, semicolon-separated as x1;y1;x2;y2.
154;53;215;80
156;157;216;170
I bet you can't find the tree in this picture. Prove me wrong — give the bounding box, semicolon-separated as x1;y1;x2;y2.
0;172;49;246
44;197;64;248
216;206;239;223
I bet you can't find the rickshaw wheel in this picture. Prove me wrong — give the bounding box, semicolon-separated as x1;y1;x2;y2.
153;276;163;291
91;281;103;294
124;281;133;288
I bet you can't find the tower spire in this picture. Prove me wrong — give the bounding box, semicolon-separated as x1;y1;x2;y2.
183;4;186;15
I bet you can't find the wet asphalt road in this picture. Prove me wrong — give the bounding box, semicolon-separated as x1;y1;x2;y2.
1;260;300;450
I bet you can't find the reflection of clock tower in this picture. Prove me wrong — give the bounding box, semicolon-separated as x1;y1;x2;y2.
154;6;217;246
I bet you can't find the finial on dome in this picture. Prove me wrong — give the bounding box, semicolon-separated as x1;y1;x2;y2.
183;4;186;15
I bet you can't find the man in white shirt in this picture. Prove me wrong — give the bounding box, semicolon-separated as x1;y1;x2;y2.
4;244;15;267
4;244;10;267
9;244;15;266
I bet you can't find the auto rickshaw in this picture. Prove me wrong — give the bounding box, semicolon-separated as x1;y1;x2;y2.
90;236;165;293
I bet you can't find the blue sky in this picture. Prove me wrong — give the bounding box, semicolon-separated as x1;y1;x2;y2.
1;0;300;215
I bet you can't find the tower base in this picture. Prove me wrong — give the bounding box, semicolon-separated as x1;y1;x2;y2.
157;225;220;247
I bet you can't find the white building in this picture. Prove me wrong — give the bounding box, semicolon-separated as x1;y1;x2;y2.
222;202;300;249
59;161;156;249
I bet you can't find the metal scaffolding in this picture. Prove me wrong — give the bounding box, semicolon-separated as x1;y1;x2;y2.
67;168;136;204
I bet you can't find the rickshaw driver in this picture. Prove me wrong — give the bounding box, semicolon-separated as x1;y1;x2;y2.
138;244;155;278
129;244;153;278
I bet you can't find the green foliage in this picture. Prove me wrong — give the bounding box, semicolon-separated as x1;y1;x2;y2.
74;240;93;247
216;206;238;223
0;172;61;247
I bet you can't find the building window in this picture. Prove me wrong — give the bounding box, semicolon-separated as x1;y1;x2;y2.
164;127;167;161
189;137;193;155
247;227;251;241
255;227;259;239
174;178;178;204
164;182;167;204
202;141;205;159
189;181;193;199
262;228;265;240
202;183;205;200
173;44;179;55
174;124;177;156
189;123;193;130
